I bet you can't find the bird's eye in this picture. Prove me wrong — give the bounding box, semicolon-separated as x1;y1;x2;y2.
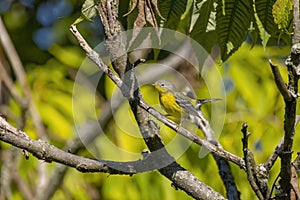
161;84;164;87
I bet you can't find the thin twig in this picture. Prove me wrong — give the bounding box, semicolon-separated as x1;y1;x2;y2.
269;59;292;101
269;174;280;199
264;137;283;171
293;152;300;170
265;113;300;172
241;123;264;200
290;154;300;198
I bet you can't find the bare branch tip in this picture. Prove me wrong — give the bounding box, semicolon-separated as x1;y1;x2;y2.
241;122;249;136
70;24;77;33
242;122;248;129
268;59;293;100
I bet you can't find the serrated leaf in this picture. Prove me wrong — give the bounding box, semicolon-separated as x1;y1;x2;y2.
272;0;293;30
216;0;251;61
159;0;188;30
191;0;216;32
226;41;234;54
254;13;271;49
255;0;278;35
177;0;193;33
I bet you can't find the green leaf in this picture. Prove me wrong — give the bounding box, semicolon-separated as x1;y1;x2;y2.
190;0;217;52
48;45;84;68
177;0;194;33
254;0;291;45
255;0;278;35
159;0;188;30
81;0;98;22
157;0;189;58
126;3;138;30
272;0;293;30
216;0;251;61
119;0;130;28
254;13;271;49
73;16;84;25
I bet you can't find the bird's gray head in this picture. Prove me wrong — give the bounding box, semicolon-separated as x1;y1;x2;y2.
153;80;176;92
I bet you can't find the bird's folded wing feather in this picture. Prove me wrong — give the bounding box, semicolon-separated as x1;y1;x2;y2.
174;92;199;117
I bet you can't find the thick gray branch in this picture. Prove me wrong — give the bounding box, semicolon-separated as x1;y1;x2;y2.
0;116;159;175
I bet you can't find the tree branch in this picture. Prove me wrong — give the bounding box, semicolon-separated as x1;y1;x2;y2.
70;24;245;169
96;1;127;78
293;0;300;44
241;123;268;199
278;45;299;199
0;74;228;200
159;162;226;200
264;137;283;171
71;0;242;197
195;108;240;198
264;113;300;172
0;116;191;175
272;1;300;196
269;59;292;101
93;3;228;197
36;39;206;199
0;17;51;197
291;153;300;199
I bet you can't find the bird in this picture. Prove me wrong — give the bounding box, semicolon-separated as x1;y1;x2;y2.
152;80;220;122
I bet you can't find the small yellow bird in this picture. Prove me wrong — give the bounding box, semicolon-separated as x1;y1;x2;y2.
152;80;220;122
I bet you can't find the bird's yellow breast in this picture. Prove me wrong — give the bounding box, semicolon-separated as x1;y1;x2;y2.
159;92;182;118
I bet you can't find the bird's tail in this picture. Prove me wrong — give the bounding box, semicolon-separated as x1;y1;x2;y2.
195;98;221;109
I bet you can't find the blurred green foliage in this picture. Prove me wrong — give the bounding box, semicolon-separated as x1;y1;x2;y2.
0;0;299;200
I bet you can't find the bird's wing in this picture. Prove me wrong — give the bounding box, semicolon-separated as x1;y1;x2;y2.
174;92;199;117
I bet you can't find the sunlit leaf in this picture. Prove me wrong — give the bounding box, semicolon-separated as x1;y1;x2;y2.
272;0;293;30
253;13;271;49
191;0;216;33
81;0;98;22
73;16;84;25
